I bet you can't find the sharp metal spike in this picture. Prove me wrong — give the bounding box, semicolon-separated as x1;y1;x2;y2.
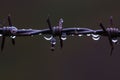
59;35;63;48
11;39;15;45
110;16;113;27
0;20;3;27
8;14;12;26
1;36;5;51
99;22;114;56
99;23;107;32
59;18;63;28
46;16;52;31
107;32;114;56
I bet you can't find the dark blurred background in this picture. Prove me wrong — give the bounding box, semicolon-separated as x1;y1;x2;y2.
0;0;120;80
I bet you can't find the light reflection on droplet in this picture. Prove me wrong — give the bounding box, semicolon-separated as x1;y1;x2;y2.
50;38;56;45
78;34;82;37
39;33;42;35
87;34;91;36
61;37;67;40
92;36;100;41
10;36;16;39
91;34;99;37
0;34;2;36
60;18;64;23
44;35;53;40
112;39;118;43
61;33;67;40
52;41;56;45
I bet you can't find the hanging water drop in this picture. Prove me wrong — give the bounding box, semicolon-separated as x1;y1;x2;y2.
51;41;56;45
0;34;2;36
61;33;67;40
91;34;99;37
50;38;56;45
87;34;91;36
61;37;67;40
112;39;118;43
92;36;100;41
39;33;42;35
78;34;82;37
10;36;16;39
44;35;53;40
91;34;100;41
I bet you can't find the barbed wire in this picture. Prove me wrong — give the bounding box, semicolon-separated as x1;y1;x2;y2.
0;15;120;56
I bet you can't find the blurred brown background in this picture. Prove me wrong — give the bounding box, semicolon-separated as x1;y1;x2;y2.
0;0;120;80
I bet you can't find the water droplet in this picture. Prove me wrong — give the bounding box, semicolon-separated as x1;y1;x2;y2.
92;36;100;41
112;39;118;43
50;38;56;45
0;34;2;36
44;35;53;40
91;34;100;41
52;41;56;45
60;18;64;23
39;33;42;35
87;34;91;36
61;37;67;40
78;34;82;37
61;33;67;40
10;36;16;39
91;34;99;37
